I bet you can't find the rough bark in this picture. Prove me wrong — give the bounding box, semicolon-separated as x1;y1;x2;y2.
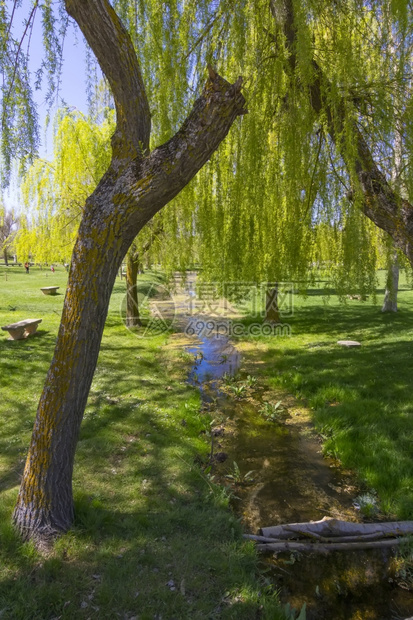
264;284;280;323
13;0;246;544
125;227;163;327
125;243;141;327
271;0;413;268
382;253;399;312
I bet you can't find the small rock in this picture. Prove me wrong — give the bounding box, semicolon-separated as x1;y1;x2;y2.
337;340;361;348
213;452;228;463
167;579;176;591
211;427;224;437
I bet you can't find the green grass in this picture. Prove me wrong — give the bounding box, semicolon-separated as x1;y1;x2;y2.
236;270;413;519
0;266;285;620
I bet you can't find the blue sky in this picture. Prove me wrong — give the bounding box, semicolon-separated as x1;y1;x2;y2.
28;14;90;156
5;7;93;210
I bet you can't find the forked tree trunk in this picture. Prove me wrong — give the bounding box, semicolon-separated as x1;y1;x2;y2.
265;284;280;323
13;0;246;545
125;246;141;327
382;253;399;313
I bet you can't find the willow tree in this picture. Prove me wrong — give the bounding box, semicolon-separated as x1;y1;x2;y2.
0;205;18;264
15;109;114;264
152;0;413;312
8;0;246;544
270;0;413;264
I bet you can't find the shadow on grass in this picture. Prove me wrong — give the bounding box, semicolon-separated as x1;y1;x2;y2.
0;332;57;493
0;325;285;620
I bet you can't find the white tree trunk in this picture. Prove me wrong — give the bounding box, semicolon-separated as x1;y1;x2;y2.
382;253;399;312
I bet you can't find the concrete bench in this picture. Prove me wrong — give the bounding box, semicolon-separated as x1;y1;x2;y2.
40;286;60;295
1;318;42;340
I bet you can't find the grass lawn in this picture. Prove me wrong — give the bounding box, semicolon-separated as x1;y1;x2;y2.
236;271;413;519
0;266;284;620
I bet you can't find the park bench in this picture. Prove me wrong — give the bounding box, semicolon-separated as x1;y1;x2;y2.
1;318;42;340
40;286;60;295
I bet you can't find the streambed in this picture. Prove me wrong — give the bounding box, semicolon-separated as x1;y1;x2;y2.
184;332;413;620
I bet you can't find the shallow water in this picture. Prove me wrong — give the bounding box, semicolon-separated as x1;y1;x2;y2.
185;331;413;620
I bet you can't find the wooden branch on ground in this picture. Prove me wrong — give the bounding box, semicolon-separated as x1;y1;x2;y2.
254;537;412;554
243;517;413;553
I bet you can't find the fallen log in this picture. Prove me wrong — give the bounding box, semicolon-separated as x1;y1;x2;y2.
259;517;413;540
254;537;412;554
244;531;391;544
245;517;413;554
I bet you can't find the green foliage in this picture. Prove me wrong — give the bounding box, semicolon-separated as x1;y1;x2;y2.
259;400;285;422
0;0;68;184
122;0;413;297
3;1;413;292
15;109;114;262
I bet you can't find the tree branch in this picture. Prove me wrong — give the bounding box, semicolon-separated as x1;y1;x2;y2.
87;66;247;241
64;0;151;160
125;68;247;232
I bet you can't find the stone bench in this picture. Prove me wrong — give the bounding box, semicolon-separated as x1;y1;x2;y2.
1;318;42;340
40;286;60;295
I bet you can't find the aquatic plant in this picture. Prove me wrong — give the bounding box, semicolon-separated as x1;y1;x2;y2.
259;400;285;422
225;461;254;484
229;384;248;398
245;374;258;388
353;492;379;517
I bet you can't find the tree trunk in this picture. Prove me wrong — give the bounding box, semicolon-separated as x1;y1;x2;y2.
13;0;246;545
13;205;129;542
125;245;141;327
265;284;280;323
4;249;8;266
382;253;399;312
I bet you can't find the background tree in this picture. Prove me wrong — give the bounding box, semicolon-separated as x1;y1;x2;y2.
0;204;18;264
124;222;163;327
155;0;413;310
15;108;114;264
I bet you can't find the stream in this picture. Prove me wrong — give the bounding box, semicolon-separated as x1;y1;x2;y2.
184;331;413;620
147;273;413;618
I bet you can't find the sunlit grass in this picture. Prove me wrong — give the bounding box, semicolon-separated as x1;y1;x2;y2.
0;265;285;620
